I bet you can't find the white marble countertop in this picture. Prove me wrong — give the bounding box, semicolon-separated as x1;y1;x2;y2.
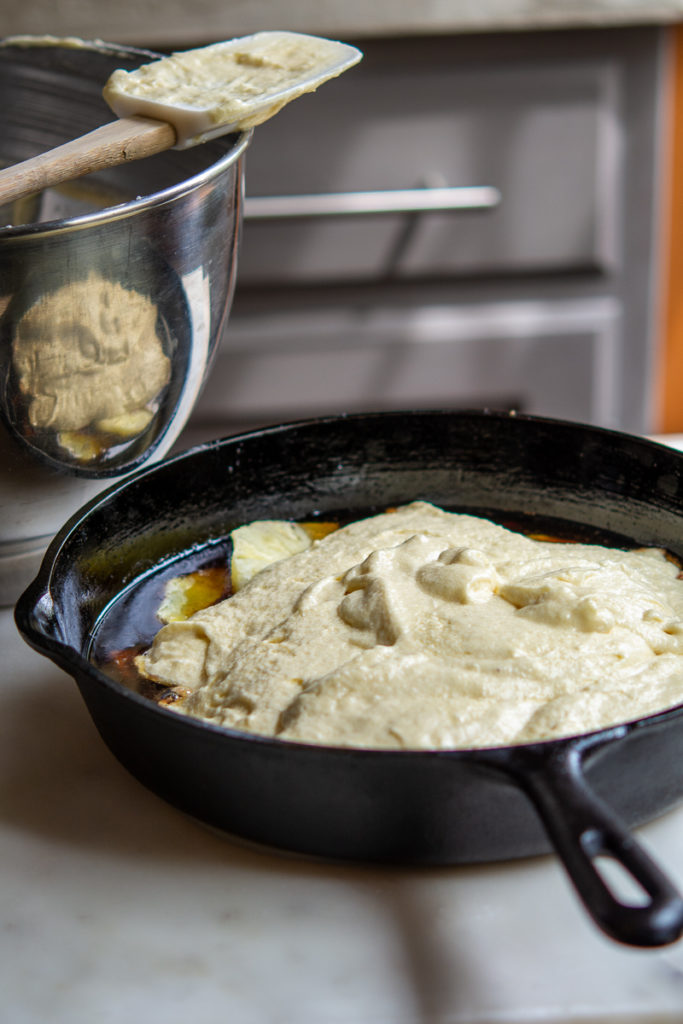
2;0;683;48
3;568;683;1019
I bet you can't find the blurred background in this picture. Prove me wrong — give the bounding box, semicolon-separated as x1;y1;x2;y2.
5;0;683;444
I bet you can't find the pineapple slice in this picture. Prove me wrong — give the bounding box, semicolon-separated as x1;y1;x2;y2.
155;519;340;626
230;519;313;591
230;519;338;591
157;567;228;623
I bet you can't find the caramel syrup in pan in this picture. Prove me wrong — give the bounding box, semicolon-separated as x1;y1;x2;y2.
89;507;677;706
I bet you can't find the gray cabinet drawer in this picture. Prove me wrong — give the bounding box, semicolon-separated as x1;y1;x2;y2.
237;35;621;285
189;296;620;438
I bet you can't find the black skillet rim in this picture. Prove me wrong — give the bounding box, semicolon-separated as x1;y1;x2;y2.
14;406;683;763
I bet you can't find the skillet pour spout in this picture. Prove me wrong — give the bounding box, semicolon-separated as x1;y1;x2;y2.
14;409;683;949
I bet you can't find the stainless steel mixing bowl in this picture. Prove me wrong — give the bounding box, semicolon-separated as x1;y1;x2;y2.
0;36;250;603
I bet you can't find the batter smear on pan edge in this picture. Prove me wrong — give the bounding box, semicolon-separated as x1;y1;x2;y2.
136;501;683;749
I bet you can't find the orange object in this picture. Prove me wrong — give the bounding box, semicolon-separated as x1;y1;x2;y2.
659;25;683;431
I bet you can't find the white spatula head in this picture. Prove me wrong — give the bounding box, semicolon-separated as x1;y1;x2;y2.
103;31;363;148
0;32;362;209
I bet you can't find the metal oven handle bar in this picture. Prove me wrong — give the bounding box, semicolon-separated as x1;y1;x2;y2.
243;185;501;220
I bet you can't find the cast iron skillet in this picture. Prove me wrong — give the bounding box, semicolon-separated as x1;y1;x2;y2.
14;410;683;948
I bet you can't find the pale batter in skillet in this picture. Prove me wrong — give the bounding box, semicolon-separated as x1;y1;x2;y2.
136;501;683;749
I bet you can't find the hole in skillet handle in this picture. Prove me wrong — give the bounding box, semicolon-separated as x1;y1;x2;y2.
498;734;683;948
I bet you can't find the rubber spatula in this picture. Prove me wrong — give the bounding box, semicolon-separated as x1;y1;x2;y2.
0;31;362;207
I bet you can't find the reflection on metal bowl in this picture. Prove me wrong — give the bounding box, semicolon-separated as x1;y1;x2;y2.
0;36;250;602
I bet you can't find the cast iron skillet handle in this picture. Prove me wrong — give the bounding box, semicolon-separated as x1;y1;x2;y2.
507;738;683;947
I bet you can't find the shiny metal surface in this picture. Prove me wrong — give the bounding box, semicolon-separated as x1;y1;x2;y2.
0;37;250;602
243;185;501;219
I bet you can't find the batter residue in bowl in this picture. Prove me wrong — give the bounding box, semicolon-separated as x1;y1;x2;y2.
133;501;683;749
11;271;170;461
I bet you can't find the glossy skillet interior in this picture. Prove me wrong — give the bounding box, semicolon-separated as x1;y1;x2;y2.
14;410;683;948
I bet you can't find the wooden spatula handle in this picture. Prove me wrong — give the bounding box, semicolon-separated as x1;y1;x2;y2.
0;116;176;209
